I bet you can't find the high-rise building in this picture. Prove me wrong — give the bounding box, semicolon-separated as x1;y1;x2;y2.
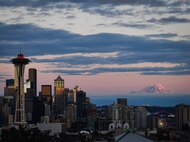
134;106;147;129
39;85;52;119
68;90;74;104
176;104;190;131
41;85;52;96
117;98;128;106
3;80;15;126
54;76;65;115
24;80;31;96
73;86;80;103
106;103;125;126
4;79;15;96
76;90;86;121
41;85;52;101
11;53;30;124
66;104;77;128
25;96;44;124
28;68;37;96
104;100;149;131
6;79;14;87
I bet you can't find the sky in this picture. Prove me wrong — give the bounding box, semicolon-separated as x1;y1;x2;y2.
0;0;190;96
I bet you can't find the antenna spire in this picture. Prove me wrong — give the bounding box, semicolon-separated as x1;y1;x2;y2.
20;48;22;54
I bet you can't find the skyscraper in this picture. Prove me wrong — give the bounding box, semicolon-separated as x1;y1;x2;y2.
24;80;31;96
117;98;128;106
66;104;77;128
11;53;30;124
176;104;190;131
41;85;52;96
3;79;15;125
28;68;37;96
4;79;15;96
73;86;80;103
41;85;52;103
68;90;74;104
76;90;86;121
54;76;65;115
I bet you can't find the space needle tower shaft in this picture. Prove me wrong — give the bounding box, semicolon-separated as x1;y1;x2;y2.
11;53;30;124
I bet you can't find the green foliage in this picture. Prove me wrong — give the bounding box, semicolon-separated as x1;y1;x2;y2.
1;126;52;142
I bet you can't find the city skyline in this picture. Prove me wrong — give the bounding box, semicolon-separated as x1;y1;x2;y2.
0;0;190;96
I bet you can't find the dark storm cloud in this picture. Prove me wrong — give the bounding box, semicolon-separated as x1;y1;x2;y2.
0;22;190;75
148;16;190;24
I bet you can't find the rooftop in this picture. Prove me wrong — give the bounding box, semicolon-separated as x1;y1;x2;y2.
11;53;30;64
55;75;64;81
115;133;154;142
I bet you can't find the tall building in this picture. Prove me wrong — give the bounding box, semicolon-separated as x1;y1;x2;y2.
106;104;148;129
11;53;30;124
3;79;15;125
28;68;37;96
117;98;128;106
76;90;86;121
106;103;125;126
41;85;52;96
66;104;77;128
134;106;147;129
41;85;52;102
24;80;31;96
6;79;14;87
4;79;15;96
73;86;80;103
85;98;96;129
176;104;190;131
40;85;52;117
54;76;65;115
25;96;44;124
68;90;74;104
147;110;175;130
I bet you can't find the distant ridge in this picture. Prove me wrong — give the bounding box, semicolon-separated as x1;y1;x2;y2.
130;84;172;94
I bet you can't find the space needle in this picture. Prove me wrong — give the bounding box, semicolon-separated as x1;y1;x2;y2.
11;53;30;124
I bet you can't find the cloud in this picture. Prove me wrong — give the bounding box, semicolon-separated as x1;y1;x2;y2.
42;64;189;75
113;21;152;29
29;52;118;60
182;35;190;39
0;73;11;82
142;71;190;75
0;0;189;9
170;0;190;6
0;0;168;7
146;33;178;38
0;0;189;38
0;22;190;75
80;5;135;17
66;15;76;19
148;16;190;24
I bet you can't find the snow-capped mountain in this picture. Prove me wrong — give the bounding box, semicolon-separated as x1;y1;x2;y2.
130;84;172;94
